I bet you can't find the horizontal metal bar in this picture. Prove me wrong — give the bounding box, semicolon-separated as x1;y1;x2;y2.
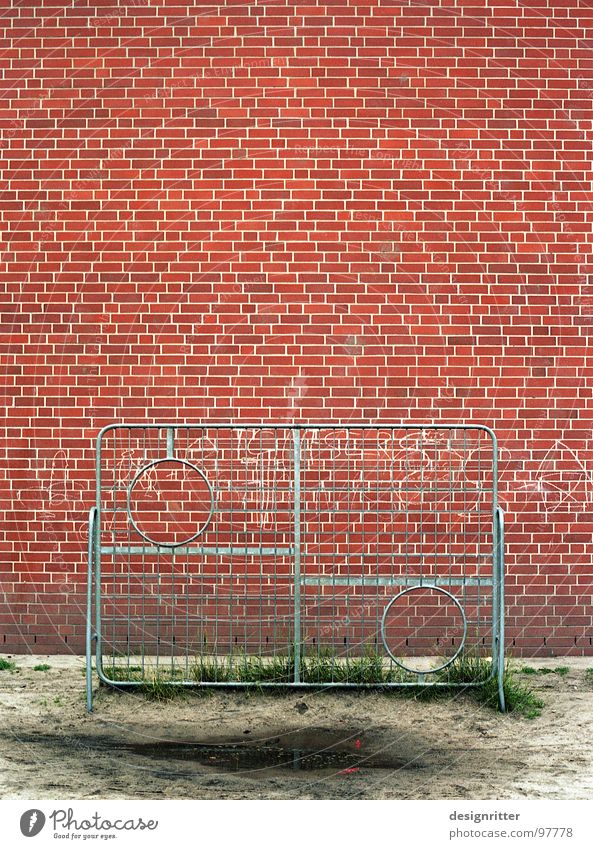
300;576;493;587
99;555;491;568
101;545;295;556
98;614;295;621
98;677;489;690
101;486;494;495
98;422;495;432
311;488;493;495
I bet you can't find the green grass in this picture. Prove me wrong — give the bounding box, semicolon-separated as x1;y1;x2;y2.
99;665;184;702
440;653;493;687
400;655;544;718
99;650;543;716
0;658;17;671
585;669;593;687
33;663;51;672
519;665;569;678
101;664;146;680
191;648;406;686
481;667;544;719
140;675;184;702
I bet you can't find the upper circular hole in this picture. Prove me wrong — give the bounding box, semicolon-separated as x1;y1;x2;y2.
128;459;213;547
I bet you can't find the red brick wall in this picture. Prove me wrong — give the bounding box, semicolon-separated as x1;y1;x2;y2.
2;0;592;655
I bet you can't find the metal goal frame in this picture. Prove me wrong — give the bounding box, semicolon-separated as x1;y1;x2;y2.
86;422;505;711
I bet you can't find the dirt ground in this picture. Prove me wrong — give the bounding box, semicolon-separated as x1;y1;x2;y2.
0;655;592;800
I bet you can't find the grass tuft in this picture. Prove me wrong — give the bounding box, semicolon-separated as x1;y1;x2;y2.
140;675;183;702
0;658;17;671
439;653;493;686
519;665;568;678
98;650;544;717
585;669;593;687
480;667;544;719
33;663;51;672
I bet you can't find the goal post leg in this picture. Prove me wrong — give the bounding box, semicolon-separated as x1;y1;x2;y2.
86;506;97;713
292;429;302;683
495;506;506;712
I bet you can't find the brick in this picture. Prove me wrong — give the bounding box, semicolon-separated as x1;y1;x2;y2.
0;1;592;657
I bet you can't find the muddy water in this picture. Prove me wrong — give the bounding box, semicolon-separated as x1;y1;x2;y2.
12;728;431;776
124;731;428;773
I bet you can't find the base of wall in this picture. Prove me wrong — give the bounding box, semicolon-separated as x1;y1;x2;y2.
2;640;592;658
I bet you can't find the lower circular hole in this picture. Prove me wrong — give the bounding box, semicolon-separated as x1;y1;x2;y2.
382;585;466;674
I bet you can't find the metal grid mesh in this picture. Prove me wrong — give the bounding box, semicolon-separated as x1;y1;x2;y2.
91;424;500;688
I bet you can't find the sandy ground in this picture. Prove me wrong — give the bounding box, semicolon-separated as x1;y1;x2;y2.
0;655;592;800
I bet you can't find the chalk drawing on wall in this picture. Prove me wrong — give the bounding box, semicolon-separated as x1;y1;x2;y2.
507;441;592;516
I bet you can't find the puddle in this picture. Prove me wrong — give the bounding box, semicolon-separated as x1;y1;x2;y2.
126;741;364;772
6;729;429;775
121;729;427;774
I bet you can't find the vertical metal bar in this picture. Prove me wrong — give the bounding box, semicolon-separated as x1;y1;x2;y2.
374;430;381;654
169;427;176;674
477;430;482;650
491;431;500;673
111;432;118;671
331;429;337;672
214;428;220;662
345;430;352;660
179;428;187;678
272;428;278;662
141;429;147;679
462;429;467;661
127;428;132;675
448;430;453;592
156;543;161;674
86;506;97;712
360;429;367;660
94;430;103;680
490;424;505;710
258;428;263;659
229;429;234;666
293;428;302;683
388;430;396;673
434;434;439;645
201;429;208;674
316;430;323;672
419;428;424;591
404;429;409;594
496;506;506;711
242;429;248;661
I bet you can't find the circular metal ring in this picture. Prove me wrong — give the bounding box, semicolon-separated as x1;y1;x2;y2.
380;585;467;675
127;457;214;548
